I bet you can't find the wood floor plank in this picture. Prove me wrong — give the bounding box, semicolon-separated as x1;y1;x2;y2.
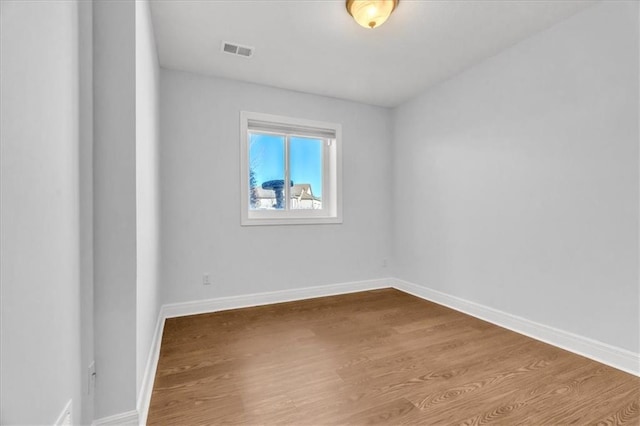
591;399;640;426
147;288;639;425
342;397;419;425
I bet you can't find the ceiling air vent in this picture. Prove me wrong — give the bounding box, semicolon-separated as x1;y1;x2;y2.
221;41;254;58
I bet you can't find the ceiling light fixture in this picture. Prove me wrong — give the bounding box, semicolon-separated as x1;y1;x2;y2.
346;0;399;29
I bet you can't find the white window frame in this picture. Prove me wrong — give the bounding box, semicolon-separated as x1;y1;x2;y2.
240;111;343;226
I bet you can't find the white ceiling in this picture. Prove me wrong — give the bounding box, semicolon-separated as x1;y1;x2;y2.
149;0;596;107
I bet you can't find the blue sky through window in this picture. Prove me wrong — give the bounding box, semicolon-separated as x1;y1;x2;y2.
250;133;323;198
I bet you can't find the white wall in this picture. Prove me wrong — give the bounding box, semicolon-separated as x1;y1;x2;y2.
79;0;96;423
393;1;639;353
135;0;162;400
0;1;82;423
93;0;138;418
160;70;392;304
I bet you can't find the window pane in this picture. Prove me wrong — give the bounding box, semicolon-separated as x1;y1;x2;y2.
249;133;285;210
289;137;323;210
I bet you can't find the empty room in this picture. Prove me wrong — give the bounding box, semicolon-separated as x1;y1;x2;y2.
1;0;639;424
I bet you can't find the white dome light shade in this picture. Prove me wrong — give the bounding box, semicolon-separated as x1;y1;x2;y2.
346;0;399;29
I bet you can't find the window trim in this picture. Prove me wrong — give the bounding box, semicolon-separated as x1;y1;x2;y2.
240;111;343;226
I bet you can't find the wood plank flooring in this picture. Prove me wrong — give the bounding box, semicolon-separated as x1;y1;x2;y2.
147;289;639;425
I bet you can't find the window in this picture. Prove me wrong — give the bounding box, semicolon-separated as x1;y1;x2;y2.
240;111;342;226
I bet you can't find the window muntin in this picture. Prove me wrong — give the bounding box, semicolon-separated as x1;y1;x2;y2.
240;111;342;226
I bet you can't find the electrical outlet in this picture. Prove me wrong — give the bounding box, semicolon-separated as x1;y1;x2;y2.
88;361;96;395
382;259;388;268
203;273;211;285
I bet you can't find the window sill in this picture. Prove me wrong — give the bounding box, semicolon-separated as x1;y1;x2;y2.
241;216;343;226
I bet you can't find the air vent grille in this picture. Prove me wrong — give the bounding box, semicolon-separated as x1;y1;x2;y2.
221;41;253;58
237;46;252;57
223;43;237;54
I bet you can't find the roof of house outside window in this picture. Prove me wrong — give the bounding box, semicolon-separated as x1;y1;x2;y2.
254;183;320;201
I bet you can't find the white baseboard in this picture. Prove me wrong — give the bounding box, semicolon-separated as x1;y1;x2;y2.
92;410;139;426
136;312;165;426
393;278;640;377
54;399;73;426
161;278;393;319
134;276;638;425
